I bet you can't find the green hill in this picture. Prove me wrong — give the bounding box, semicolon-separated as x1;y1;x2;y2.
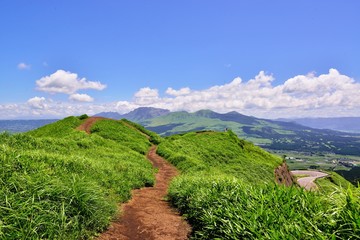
0;116;358;239
157;130;282;185
0;116;156;239
157;131;359;239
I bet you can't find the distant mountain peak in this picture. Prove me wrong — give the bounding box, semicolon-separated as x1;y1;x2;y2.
193;109;216;117
93;112;122;119
226;111;241;115
195;109;214;113
130;107;169;112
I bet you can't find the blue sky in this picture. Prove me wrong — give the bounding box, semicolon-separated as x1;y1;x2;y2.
1;1;360;119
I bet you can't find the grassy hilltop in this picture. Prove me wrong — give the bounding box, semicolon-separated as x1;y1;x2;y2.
0;116;358;239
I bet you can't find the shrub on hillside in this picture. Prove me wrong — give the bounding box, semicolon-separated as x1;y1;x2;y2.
78;114;89;120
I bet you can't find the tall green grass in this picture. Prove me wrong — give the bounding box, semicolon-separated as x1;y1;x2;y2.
121;118;162;144
90;119;151;154
159;131;360;239
27;116;83;138
157;131;282;185
0;117;157;239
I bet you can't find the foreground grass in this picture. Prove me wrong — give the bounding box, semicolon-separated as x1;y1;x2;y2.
158;131;360;239
0;117;155;239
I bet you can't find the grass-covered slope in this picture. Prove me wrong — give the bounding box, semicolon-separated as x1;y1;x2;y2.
157;130;282;185
158;131;360;239
0;116;156;239
28;116;83;138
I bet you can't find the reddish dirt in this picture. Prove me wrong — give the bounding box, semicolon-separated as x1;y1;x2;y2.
77;117;191;239
274;162;296;187
76;116;106;134
97;146;191;240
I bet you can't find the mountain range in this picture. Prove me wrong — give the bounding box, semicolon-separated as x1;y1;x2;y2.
279;117;360;133
95;107;170;122
96;107;360;155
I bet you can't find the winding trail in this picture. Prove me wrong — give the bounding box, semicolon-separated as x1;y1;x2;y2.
77;117;190;239
291;170;328;190
76;116;106;134
98;146;191;240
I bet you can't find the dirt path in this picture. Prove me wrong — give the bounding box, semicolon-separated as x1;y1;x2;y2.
98;146;191;240
76;116;106;134
77;117;191;239
291;170;328;190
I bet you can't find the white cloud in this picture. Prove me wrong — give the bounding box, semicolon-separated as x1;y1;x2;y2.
134;87;159;105
115;101;138;113
27;97;48;109
166;87;191;96
36;70;106;94
123;68;360;118
1;68;360;119
69;93;94;102
18;62;31;70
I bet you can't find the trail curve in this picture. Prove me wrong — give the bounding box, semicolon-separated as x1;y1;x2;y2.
291;170;328;190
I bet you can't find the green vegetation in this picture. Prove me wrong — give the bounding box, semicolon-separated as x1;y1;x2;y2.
316;171;356;193
158;131;360;239
78;114;89;120
157;130;281;185
141;109;360;156
0;117;155;239
121;118;162;145
145;113;247;137
1;116;359;239
90;119;151;154
27;116;82;138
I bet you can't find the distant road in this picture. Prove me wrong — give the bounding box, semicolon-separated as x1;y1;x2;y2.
291;170;328;190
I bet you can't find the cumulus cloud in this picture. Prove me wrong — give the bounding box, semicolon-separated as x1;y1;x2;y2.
36;70;106;94
166;87;191;96
123;68;360;118
134;87;160;105
27;97;48;109
69;93;94;102
115;101;138;113
1;68;360;119
18;62;31;70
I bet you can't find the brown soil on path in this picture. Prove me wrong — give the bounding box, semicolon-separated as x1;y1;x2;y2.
97;146;191;240
76;116;106;134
